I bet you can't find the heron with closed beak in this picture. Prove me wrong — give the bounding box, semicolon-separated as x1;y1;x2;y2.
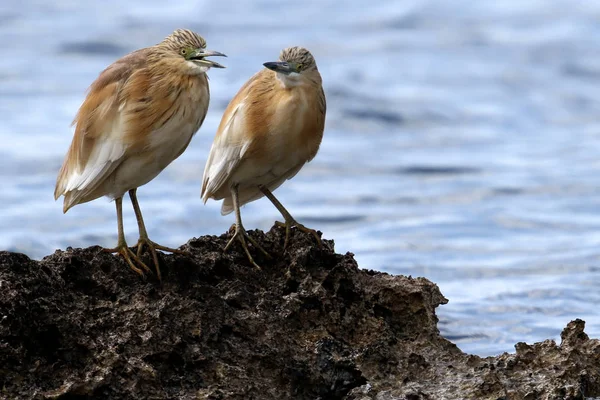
54;29;226;280
201;47;326;268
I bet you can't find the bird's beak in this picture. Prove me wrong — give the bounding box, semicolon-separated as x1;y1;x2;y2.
263;61;293;75
190;49;227;69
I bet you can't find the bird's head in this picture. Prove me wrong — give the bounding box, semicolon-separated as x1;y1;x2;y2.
263;47;320;87
159;29;226;74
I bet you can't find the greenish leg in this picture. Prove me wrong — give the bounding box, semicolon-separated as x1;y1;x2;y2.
103;196;152;277
129;188;188;281
224;184;271;269
259;185;322;249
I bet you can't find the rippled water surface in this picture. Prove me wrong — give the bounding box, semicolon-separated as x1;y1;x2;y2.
2;0;600;356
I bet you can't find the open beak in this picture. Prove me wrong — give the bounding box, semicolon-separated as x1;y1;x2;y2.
190;49;227;68
263;61;293;74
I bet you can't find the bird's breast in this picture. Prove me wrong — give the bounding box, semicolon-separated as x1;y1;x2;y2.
147;75;209;163
238;86;322;184
268;88;320;160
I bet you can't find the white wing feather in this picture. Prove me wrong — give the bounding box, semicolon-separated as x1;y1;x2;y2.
64;138;125;193
59;113;128;210
201;101;248;202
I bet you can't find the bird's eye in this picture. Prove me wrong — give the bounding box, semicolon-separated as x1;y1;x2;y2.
181;48;187;55
297;63;303;72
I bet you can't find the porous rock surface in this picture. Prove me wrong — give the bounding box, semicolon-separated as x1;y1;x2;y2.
0;226;599;399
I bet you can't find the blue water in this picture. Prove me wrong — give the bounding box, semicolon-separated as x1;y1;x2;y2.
1;0;600;357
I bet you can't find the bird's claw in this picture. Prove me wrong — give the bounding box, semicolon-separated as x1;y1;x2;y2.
132;237;162;281
135;238;187;257
132;238;188;282
103;244;152;278
224;225;271;269
275;219;322;249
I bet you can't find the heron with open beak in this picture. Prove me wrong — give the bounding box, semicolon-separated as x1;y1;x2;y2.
54;29;226;279
201;47;326;268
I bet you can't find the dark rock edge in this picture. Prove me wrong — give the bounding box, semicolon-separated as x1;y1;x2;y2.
0;226;598;400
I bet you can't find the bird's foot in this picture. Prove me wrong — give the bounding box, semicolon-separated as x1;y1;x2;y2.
275;219;322;249
224;224;271;269
103;243;152;278
135;237;187;257
133;237;188;281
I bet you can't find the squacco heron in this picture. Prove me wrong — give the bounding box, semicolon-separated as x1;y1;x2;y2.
201;47;326;268
54;29;226;280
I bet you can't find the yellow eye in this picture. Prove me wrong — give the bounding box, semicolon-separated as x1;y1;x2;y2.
181;48;187;55
297;63;303;71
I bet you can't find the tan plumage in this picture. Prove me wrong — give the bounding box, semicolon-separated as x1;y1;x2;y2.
201;47;326;267
54;29;226;278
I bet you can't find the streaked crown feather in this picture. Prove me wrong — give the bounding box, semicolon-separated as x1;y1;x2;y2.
280;46;317;70
160;29;206;51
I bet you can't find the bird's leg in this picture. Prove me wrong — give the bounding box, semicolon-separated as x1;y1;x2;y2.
259;186;321;249
103;197;152;277
129;189;186;280
224;185;271;269
129;189;186;254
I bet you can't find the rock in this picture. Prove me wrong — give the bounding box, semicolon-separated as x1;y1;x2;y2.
0;226;599;399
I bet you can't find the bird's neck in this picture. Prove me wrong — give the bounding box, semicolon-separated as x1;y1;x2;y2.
275;72;306;89
274;70;322;90
153;58;209;76
184;61;211;75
